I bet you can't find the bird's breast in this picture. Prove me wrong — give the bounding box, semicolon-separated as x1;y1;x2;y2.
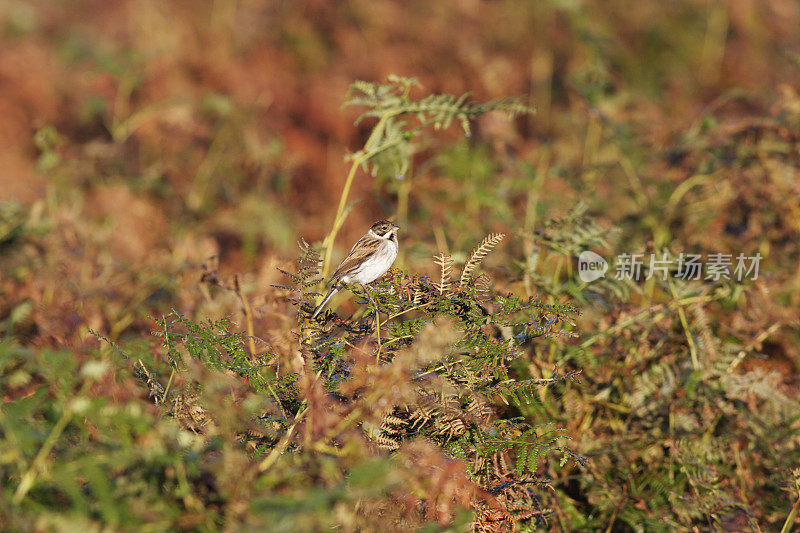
348;240;398;284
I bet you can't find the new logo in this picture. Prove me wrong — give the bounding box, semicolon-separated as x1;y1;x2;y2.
578;251;608;282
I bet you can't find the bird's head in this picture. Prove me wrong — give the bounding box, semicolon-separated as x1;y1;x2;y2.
370;220;399;239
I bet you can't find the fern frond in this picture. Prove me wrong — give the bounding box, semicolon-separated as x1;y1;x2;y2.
461;233;505;286
296;239;322;286
433;252;453;295
473;273;491;299
342;76;534;178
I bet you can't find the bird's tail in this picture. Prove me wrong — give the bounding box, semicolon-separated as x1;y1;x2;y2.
310;284;340;319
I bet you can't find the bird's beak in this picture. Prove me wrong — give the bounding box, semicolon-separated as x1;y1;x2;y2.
392;222;400;230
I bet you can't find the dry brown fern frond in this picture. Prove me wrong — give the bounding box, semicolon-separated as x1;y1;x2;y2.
461;233;505;287
403;388;481;442
413;287;423;305
692;300;719;361
407;403;437;430
371;413;408;450
464;396;495;424
373;432;402;451
474;273;492;299
135;359;164;401
170;391;209;433
435;417;467;440
433;252;454;295
383;414;407;426
472;506;515;533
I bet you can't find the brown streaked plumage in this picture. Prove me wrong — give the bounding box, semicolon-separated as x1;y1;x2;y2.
311;220;400;319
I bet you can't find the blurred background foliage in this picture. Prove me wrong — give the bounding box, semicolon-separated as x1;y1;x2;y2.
1;0;799;530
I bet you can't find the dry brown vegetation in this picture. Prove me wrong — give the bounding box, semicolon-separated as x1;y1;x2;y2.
2;1;800;531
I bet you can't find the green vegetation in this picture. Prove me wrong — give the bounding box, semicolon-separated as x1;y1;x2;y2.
2;1;800;531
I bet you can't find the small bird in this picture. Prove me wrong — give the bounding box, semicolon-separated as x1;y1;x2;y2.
311;220;400;319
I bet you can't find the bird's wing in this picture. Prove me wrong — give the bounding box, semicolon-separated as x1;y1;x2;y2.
330;236;382;282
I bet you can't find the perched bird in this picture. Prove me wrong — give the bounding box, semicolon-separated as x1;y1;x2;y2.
311;220;400;319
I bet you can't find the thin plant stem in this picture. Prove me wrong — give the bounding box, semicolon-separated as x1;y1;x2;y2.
364;287;381;360
258;406;308;473
162;368;176;405
13;379;92;504
320;155;364;281
320;114;391;281
668;277;700;371
319;114;407;287
233;274;257;359
781;494;800;533
161;314;175;404
374;299;381;361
